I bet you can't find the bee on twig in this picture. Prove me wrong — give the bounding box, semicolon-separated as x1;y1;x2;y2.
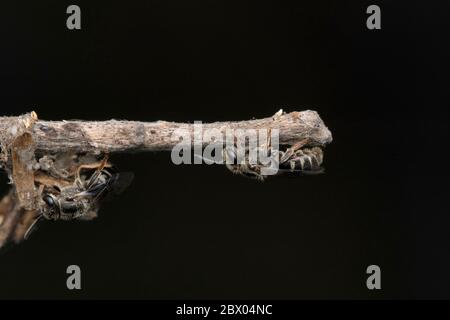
24;156;133;239
223;130;325;181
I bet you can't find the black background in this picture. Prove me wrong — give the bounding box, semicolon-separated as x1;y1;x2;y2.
0;0;449;299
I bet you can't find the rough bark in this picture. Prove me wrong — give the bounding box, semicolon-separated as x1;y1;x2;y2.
0;110;332;155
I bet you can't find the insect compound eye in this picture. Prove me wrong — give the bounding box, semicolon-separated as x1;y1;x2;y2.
43;195;56;207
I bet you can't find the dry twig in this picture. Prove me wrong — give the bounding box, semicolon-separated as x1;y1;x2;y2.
0;110;332;248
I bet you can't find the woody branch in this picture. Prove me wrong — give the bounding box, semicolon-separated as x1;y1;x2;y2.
0;110;332;158
0;110;332;247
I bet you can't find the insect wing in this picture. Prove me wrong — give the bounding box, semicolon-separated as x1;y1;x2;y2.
108;172;134;195
94;171;134;202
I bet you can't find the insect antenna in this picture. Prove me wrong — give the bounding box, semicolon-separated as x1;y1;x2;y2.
24;215;44;240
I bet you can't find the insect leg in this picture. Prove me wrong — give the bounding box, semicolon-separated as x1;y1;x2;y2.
76;155;109;189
